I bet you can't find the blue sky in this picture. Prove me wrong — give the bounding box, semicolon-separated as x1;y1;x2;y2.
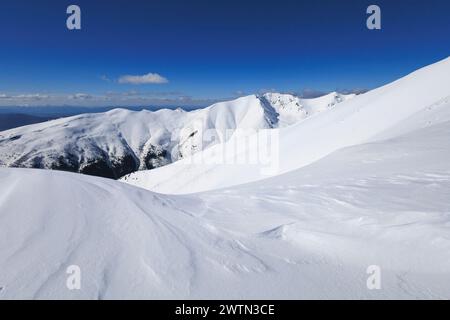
0;0;449;107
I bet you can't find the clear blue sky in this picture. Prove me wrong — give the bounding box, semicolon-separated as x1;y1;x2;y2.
0;0;449;107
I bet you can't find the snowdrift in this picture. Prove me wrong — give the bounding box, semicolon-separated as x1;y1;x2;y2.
1;99;450;298
1;58;450;299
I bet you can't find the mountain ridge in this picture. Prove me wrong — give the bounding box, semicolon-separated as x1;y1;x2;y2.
121;57;450;194
0;92;353;179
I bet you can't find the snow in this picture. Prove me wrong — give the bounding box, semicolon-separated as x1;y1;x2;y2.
261;92;355;127
0;57;450;299
0;93;352;177
122;57;450;194
1;109;450;298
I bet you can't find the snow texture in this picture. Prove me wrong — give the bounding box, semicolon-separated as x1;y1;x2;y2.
0;57;450;299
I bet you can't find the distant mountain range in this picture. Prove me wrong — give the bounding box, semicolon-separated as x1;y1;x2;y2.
1;58;450;299
0;92;354;179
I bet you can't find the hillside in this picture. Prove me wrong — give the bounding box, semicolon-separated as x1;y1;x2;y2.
0;93;352;179
122;58;450;194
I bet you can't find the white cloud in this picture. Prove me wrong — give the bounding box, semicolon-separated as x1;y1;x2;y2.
118;73;169;85
100;75;111;82
0;91;218;108
15;94;49;100
68;93;93;100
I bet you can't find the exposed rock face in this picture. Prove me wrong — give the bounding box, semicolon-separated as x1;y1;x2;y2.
141;144;170;170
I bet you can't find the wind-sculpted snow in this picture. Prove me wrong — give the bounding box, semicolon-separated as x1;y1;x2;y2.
1;111;450;298
1;58;450;299
0;93;352;179
123;57;450;194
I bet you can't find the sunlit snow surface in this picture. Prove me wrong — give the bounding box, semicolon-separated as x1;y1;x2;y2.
0;58;450;299
123;58;450;194
0;92;353;176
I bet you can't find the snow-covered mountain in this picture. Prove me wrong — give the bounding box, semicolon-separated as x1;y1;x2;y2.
1;58;450;299
122;57;450;194
261;92;355;127
0;92;353;179
1;57;450;298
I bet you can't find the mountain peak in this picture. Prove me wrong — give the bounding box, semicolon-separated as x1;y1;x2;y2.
0;90;353;178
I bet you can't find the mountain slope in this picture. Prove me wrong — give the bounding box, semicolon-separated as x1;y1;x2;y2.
0;93;352;179
1;58;450;299
261;92;355;127
1;109;450;298
122;57;450;194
